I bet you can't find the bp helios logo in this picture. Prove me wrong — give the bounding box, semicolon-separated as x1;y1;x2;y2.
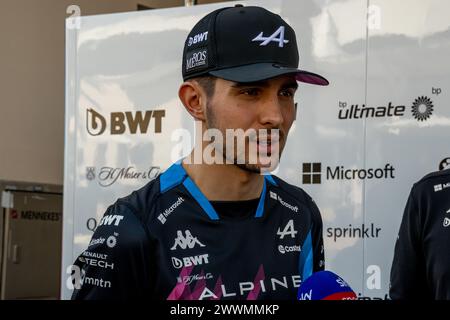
302;162;395;184
411;96;433;121
338;96;434;122
86;108;165;136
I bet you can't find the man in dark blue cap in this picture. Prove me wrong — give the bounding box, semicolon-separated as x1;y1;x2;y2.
72;4;328;300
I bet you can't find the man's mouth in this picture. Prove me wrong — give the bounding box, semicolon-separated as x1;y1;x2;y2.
255;137;280;155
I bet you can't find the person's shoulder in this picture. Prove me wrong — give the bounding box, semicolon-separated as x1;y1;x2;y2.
116;176;161;219
412;168;450;194
112;161;188;222
91;178;158;237
417;168;450;183
93;177;161;247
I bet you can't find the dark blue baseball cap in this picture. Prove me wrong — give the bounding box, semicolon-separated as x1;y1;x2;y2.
182;4;329;86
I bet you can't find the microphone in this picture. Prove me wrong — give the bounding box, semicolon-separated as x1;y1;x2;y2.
297;270;357;300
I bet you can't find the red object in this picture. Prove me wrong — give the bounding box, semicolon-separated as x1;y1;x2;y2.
323;291;357;300
11;209;18;219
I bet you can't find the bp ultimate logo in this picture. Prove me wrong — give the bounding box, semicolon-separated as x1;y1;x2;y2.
302;162;395;184
338;96;434;122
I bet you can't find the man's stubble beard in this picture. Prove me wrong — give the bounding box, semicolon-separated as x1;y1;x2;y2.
204;100;284;174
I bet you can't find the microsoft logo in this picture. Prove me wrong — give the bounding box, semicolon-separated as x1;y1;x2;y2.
302;162;395;184
302;163;322;184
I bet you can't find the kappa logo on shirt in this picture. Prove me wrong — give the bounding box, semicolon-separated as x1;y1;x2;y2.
170;230;206;251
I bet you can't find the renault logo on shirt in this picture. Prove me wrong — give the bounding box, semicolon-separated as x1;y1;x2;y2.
170;230;206;251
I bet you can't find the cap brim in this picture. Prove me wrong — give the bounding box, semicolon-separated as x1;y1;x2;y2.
209;62;329;86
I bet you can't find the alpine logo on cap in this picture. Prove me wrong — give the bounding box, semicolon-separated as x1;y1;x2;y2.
252;26;289;47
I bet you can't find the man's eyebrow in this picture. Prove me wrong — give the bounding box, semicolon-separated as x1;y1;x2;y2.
230;81;270;88
281;81;298;90
230;79;299;90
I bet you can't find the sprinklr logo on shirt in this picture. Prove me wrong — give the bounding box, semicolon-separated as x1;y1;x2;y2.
170;230;206;251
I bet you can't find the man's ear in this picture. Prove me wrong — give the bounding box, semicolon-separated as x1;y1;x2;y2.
178;81;207;121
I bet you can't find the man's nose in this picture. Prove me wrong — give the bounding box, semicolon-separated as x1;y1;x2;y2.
258;95;284;127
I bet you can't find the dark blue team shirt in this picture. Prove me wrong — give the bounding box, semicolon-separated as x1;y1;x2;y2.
390;168;450;299
72;161;325;300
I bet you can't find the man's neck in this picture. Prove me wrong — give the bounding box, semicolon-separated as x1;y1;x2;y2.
181;154;264;201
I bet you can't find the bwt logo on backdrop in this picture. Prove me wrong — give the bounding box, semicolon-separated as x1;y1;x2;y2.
86;108;165;136
302;163;395;184
338;96;434;122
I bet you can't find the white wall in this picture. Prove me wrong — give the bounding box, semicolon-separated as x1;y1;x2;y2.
0;0;231;186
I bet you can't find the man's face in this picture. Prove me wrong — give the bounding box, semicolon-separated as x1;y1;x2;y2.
203;74;298;173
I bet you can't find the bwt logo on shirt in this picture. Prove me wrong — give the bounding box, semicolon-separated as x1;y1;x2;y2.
86;108;165;136
170;230;206;250
171;254;210;269
98;215;124;227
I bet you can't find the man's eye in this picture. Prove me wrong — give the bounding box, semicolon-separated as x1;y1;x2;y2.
241;88;260;96
279;89;295;97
